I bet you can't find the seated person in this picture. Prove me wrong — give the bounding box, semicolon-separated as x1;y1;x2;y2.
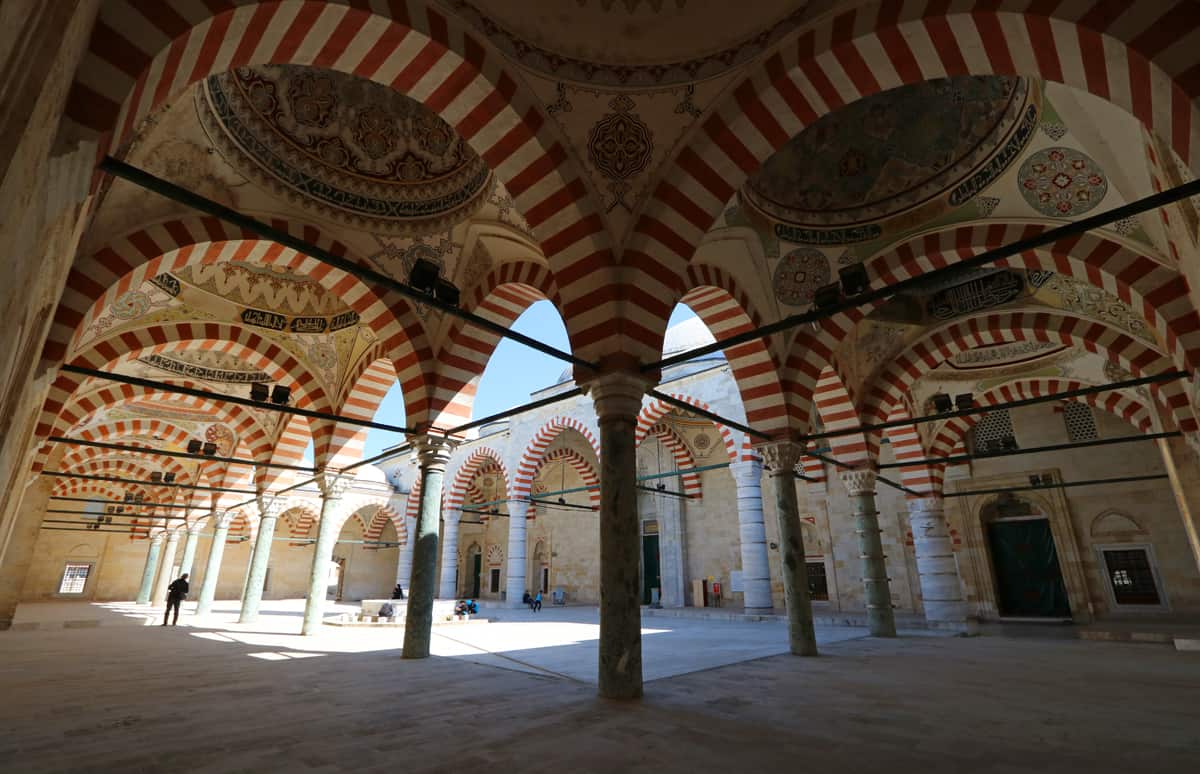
466;599;479;615
522;591;532;608
454;599;468;616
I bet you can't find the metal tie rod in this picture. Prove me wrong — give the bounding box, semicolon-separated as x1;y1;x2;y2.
879;430;1182;469
99;157;596;371
646;177;1200;372
647;389;769;440
49;436;316;473
41;470;257;494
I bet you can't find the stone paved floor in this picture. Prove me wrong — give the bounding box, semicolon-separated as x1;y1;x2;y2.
1;601;1198;772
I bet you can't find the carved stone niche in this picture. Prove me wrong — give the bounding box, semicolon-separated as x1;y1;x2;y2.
1089;510;1148;541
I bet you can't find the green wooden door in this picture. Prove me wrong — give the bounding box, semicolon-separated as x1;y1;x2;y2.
642;534;661;605
987;519;1070;617
470;553;481;598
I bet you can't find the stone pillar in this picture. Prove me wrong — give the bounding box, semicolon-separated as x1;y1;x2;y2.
1158;435;1200;574
505;499;529;607
150;531;181;606
655;485;687;608
0;477;53;630
403;437;454;659
136;533;165;604
177;526;201;580
588;372;649;699
239;496;282;624
841;468;896;637
195;512;230;617
760;443;817;656
730;458;773;612
908;496;969;628
301;473;352;636
438;507;462;599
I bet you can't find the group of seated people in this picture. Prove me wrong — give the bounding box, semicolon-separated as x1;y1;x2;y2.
522;591;543;612
454;599;479;617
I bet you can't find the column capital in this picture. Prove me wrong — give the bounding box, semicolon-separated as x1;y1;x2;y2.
256;494;286;520
414;435;456;471
316;471;354;500
840;467;878;495
164;530;181;543
187;524;202;536
149;532;166;545
584;371;652;422
213;509;234;530
757;441;804;475
908;495;945;514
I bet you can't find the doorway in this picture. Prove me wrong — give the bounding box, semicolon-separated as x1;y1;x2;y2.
987;518;1070;617
642;534;661;605
470;553;482;598
330;557;346;602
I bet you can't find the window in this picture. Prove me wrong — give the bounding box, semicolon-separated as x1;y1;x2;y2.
1102;548;1161;606
1063;402;1098;442
972;409;1018;453
58;563;92;594
806;561;828;601
489;568;500;593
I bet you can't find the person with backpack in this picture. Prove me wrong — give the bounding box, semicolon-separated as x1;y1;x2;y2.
162;573;189;626
532;591;542;613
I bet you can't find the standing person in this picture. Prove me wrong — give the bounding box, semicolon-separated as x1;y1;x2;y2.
392;582;405;600
162;573;189;626
533;590;542;613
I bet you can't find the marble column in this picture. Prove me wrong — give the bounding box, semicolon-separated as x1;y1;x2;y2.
194;512;231;617
239;496;282;624
438;507;462;599
403;437;454;659
730;458;773;612
301;473;352;636
656;484;687;608
842;468;896;637
150;531;181;606
908;496;969;628
136;533;165;605
504;499;529;607
0;477;53;630
1158;435;1200;574
588;372;650;699
759;442;817;656
177;525;201;580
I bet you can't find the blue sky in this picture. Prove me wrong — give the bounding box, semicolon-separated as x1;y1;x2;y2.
350;301;699;459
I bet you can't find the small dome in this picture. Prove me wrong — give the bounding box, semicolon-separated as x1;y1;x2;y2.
662;316;718;359
355;464;389;485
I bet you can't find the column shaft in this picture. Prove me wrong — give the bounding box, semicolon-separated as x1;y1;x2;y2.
504;499;529;607
136;535;164;604
590;374;647;700
437;509;461;599
177;528;201;579
195;521;229;617
731;459;773;611
1159;436;1200;574
403;439;452;659
761;443;817;656
239;513;278;623
151;534;180;606
844;470;896;637
396;515;414;590
0;478;53;629
908;496;968;627
302;477;348;636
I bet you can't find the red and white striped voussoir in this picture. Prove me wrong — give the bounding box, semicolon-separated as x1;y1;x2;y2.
635;394;744;462
446;448;509;509
269;413;322;479
644;422;703;498
513;417;601;497
67;0;609;355
779;328;843;433
526;447;600;517
75;418;193;449
929;378;1157;459
644;1;1200;276
867;311;1197;435
363;504;407;544
884;402;943;497
51;481;153;503
328;356;399;469
855;224;1200;373
58;447;205;489
281;504;320;543
812;365;872;468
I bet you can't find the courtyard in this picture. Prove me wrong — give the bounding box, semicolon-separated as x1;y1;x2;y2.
1;603;1197;772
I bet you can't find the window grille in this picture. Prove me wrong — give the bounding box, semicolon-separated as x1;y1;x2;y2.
972;409;1017;453
806;561;828;601
1063;402;1098;442
58;563;91;594
1102;549;1160;605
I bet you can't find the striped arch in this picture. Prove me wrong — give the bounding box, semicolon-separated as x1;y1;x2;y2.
57;448;203;489
49;481;154;505
432;262;563;428
884;401;942;497
45;217;426;378
226;511;252;544
528;448;601;513
866;311;1196;459
838;224;1200;373
636;395;741;462
930;378;1157;460
643;423;702;499
364;505;407;545
405;476;424;523
446;448;510;510
66;0;610;364
329;354;399;468
513;417;601;498
813;365;871;468
35;323;332;470
680;265;787;433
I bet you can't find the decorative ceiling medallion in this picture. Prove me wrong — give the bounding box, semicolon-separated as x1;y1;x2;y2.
746;76;1034;230
587;95;654;212
198;65;491;235
204;423;236;456
773;247;831;307
1018;146;1107;217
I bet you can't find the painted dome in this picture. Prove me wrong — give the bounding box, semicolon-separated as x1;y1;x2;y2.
744;76;1034;227
198;65;491;234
